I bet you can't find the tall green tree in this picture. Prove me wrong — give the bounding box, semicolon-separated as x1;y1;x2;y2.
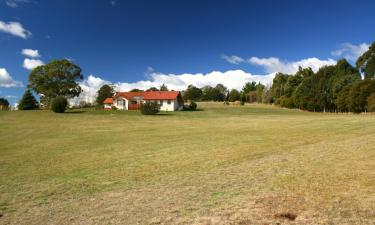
255;83;265;103
96;84;114;104
18;90;39;110
242;81;257;94
201;85;214;101
28;59;83;107
183;85;202;101
228;89;240;102
271;72;291;103
356;42;375;79
212;84;228;101
348;79;375;113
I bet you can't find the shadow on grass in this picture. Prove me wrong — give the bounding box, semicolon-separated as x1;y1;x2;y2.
182;109;204;112
64;111;86;114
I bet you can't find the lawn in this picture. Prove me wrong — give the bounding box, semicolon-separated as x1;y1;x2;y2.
1;102;375;224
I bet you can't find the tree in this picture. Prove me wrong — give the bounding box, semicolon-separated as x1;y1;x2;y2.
160;83;169;91
0;98;9;110
348;79;375;113
96;84;114;105
18;90;39;110
337;86;351;112
28;59;83;107
228;89;240;102
356;42;375;79
183;85;202;101
201;85;214;101
242;82;257;94
146;87;159;92
51;96;68;113
211;84;228;101
255;83;265;103
129;88;143;92
367;93;375;112
271;72;291;103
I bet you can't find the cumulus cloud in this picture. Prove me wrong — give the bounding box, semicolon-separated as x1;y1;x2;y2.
0;21;31;39
22;49;40;58
5;0;29;8
249;57;336;74
70;70;275;105
331;42;370;62
0;68;23;87
23;58;44;70
221;55;245;65
69;75;111;105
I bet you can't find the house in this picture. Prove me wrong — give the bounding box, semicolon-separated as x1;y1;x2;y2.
103;91;184;111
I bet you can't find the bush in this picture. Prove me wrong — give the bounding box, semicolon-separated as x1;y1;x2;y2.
51;96;68;113
140;101;159;115
184;101;197;110
189;101;197;110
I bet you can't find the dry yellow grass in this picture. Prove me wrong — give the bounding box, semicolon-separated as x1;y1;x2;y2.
1;102;375;224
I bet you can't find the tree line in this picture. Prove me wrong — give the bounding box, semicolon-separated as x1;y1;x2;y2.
269;42;375;113
2;41;374;113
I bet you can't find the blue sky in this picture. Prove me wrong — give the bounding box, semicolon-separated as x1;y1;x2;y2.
1;0;375;105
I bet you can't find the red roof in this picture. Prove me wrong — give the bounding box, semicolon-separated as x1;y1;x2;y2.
103;98;113;104
113;91;180;100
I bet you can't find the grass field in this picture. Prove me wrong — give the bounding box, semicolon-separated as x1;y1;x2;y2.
1;102;375;224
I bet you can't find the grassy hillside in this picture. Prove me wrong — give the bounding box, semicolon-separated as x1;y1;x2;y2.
1;103;375;224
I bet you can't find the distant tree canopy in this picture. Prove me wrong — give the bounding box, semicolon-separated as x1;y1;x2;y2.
96;84;114;104
356;41;375;79
228;89;240;102
129;88;143;92
159;83;169;91
183;85;202;101
0;98;10;110
18;90;39;110
28;59;83;107
146;87;159;92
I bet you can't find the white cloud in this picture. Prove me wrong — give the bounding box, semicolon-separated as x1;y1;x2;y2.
5;0;29;8
331;43;370;62
70;75;111;105
249;57;336;74
221;55;245;65
22;49;40;58
70;70;275;105
23;58;44;70
0;68;23;87
0;21;31;39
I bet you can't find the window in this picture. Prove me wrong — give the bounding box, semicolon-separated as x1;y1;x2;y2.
167;100;171;104
117;100;123;106
160;100;163;105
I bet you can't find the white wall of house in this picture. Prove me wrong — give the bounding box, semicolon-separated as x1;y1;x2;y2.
113;97;128;110
110;97;182;111
158;100;175;111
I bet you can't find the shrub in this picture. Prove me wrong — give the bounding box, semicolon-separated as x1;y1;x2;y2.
189;101;197;110
51;96;68;113
140;101;159;115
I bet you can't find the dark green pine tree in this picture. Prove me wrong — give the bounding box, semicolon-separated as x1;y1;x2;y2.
18;90;39;110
